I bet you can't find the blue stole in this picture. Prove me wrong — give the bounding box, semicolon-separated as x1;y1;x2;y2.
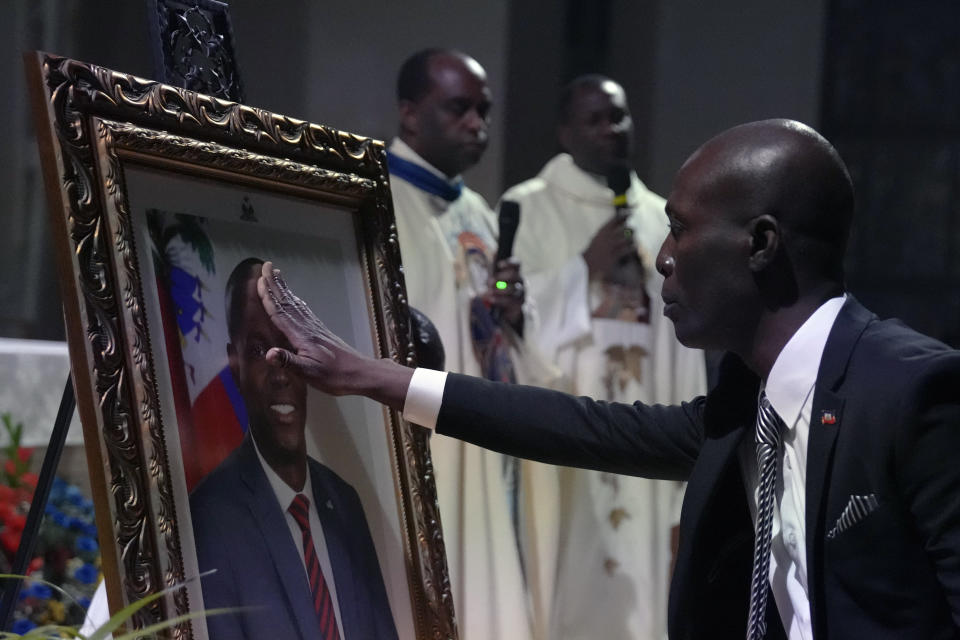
386;150;463;202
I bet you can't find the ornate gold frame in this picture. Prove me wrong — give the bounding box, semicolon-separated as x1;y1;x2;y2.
25;52;456;639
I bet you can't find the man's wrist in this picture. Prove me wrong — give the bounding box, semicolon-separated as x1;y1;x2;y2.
351;357;416;412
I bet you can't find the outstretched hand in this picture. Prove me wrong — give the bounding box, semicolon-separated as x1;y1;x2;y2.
256;261;413;409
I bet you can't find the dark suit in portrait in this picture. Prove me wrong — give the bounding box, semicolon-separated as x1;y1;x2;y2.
190;435;398;640
436;297;960;639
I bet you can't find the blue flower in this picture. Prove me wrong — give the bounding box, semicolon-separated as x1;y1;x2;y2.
52;512;68;527
75;563;99;585
78;596;91;609
27;582;52;599
76;535;99;552
12;618;37;633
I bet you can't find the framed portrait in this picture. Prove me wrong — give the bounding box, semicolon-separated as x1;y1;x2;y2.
25;52;456;639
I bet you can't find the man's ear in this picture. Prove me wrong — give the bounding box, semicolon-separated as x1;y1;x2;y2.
747;215;780;272
398;100;419;137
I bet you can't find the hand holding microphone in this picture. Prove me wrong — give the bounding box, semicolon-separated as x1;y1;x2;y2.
582;216;636;281
605;167;646;291
581;168;638;281
607;166;632;220
489;200;525;333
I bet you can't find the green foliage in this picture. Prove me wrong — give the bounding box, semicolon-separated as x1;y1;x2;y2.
146;209;217;277
1;414;31;489
172;214;215;275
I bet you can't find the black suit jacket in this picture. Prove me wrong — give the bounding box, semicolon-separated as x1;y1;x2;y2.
189;435;398;640
437;297;960;639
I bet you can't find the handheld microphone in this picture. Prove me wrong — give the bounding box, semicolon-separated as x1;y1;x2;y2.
492;200;522;332
496;200;521;263
606;166;645;291
607;166;631;220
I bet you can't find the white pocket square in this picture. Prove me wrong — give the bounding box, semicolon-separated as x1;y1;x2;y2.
826;494;879;539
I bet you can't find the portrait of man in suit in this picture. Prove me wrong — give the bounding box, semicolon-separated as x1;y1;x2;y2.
189;257;398;640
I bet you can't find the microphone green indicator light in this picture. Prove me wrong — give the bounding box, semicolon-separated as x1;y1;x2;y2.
495;280;508;290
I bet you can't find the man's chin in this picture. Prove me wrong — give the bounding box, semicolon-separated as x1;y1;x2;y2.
669;321;703;350
251;421;306;455
461;147;486;167
267;441;308;467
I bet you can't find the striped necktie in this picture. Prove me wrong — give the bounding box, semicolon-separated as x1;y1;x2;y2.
747;390;783;640
288;493;341;640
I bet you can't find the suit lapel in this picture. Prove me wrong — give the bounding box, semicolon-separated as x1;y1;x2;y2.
311;462;358;638
804;297;873;637
237;438;319;640
805;387;843;563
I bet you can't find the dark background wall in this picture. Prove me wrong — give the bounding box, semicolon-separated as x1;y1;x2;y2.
821;0;960;347
1;0;956;347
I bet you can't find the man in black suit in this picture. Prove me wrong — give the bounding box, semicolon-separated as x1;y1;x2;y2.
190;258;398;640
254;120;960;638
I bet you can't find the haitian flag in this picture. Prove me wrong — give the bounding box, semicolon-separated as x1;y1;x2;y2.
150;210;249;491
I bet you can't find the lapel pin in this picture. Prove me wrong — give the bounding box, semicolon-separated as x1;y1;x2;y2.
326;500;334;510
821;411;837;425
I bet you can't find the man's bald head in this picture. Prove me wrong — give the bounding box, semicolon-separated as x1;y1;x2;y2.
681;119;854;284
657;120;854;357
396;48;459;103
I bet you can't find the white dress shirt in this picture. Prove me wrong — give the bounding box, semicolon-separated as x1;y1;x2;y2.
402;297;849;639
251;434;346;640
738;295;845;640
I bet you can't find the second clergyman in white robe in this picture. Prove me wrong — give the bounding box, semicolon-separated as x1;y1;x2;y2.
502;152;707;640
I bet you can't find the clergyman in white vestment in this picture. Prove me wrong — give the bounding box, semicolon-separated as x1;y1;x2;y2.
501;75;706;640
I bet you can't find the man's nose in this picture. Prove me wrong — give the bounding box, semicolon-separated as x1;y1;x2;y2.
656;244;674;277
465;109;487;133
267;358;292;386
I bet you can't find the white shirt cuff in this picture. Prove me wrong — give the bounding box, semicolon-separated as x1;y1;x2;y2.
402;368;448;430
